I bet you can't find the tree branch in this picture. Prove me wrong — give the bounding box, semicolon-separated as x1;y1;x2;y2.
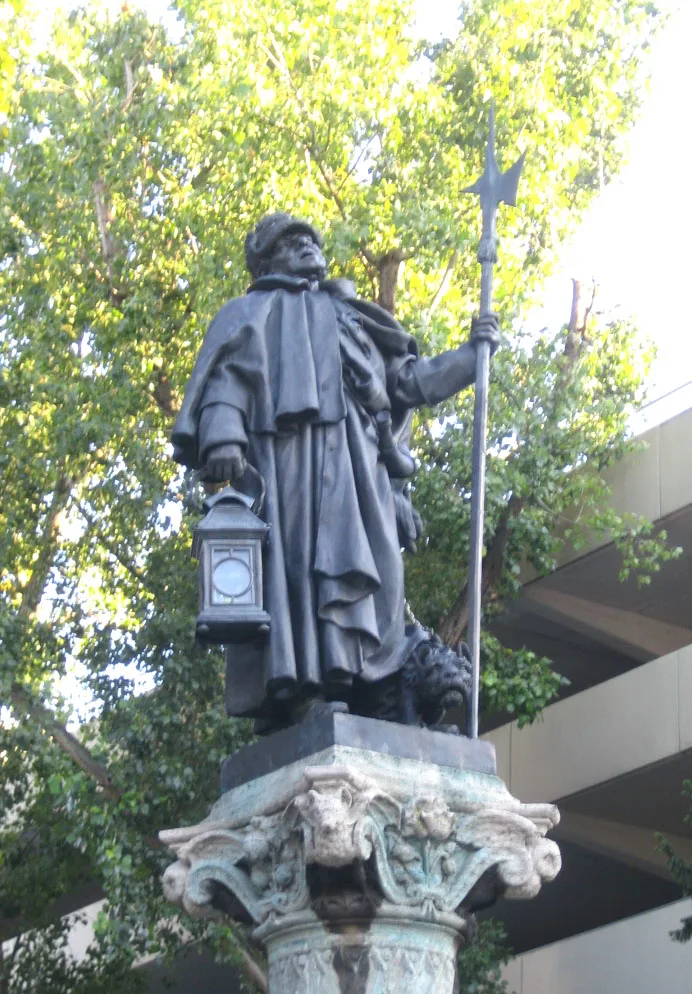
563;277;582;362
257;29;381;295
376;248;405;315
10;474;122;801
337;133;381;193
93;180;117;286
563;277;595;365
152;370;180;418
239;945;268;994
425;250;459;320
308;151;379;294
74;498;153;593
580;278;596;338
18;474;72;621
8;683;121;801
120;59;137;111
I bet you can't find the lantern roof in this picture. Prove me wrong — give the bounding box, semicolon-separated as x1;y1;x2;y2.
203;485;256;514
192;486;269;557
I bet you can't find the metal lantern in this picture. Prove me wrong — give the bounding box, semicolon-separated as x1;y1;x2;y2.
192;486;270;644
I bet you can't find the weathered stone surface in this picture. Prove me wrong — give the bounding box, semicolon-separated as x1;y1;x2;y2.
220;711;497;792
161;732;560;992
258;912;462;994
162;748;559;917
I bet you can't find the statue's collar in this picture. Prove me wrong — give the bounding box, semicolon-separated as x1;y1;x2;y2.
248;273;358;300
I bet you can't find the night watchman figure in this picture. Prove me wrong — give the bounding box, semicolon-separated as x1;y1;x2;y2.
172;212;499;733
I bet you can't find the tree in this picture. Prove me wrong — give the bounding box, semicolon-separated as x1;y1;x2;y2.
657;780;692;944
0;0;674;989
0;0;28;118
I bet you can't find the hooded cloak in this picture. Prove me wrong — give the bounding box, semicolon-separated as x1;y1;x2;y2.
172;274;475;719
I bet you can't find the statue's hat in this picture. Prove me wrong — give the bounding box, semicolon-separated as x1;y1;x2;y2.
245;212;322;276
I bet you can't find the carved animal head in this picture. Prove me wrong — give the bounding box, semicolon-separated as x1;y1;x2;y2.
291;784;373;867
293;785;358;834
404;636;471;725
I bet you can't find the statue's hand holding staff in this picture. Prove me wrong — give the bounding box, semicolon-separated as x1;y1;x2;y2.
470;312;501;356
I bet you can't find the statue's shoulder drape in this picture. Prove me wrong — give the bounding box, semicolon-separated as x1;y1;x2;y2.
171;277;418;471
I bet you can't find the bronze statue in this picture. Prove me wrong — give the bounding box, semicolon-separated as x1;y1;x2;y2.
172;213;498;732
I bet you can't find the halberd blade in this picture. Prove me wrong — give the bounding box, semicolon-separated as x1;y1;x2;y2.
498;150;526;208
463;102;525;211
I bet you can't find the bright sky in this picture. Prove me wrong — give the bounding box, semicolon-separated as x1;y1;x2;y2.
534;1;692;409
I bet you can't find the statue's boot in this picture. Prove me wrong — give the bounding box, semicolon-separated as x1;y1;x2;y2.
292;698;349;723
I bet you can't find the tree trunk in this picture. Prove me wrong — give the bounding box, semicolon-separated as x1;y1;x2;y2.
377;249;405;315
564;278;583;362
437;499;522;645
436;278;593;646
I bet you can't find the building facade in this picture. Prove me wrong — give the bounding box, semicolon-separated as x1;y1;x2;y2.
486;406;692;992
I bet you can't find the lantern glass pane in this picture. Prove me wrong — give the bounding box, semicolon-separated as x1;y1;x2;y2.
211;546;256;605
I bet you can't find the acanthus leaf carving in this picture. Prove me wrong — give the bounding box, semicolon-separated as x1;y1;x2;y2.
160;762;561;925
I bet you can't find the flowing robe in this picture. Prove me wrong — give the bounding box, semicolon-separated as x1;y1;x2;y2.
172;274;476;718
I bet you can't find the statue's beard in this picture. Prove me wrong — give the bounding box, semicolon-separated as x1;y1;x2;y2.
303;265;327;282
257;262;327;282
286;259;327;282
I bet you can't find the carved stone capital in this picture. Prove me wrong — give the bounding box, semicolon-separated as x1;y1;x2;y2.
161;735;560;994
161;753;560;927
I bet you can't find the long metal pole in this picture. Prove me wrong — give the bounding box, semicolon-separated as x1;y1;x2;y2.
464;103;525;738
466;276;492;740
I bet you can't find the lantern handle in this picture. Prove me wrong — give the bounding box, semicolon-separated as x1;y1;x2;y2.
201;465;266;516
239;464;265;515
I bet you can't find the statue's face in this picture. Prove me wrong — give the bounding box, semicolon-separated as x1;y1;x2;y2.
264;232;326;278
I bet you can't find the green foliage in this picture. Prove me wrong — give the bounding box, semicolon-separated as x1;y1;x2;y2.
0;0;28;119
0;0;670;988
458;919;512;994
479;635;566;727
406;310;679;721
656;780;692;943
0;916;146;994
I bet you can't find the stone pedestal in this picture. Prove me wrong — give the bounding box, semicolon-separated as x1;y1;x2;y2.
160;714;560;993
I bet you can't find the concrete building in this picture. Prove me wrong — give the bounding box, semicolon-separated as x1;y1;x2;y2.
485;404;692;992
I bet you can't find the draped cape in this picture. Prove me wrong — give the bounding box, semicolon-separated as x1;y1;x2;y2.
172;276;426;719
